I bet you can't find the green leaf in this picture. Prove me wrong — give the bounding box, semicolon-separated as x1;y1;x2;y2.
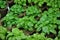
28;0;31;3
26;6;40;15
58;31;60;37
42;26;49;34
58;26;60;30
0;1;6;8
56;20;60;24
10;5;24;14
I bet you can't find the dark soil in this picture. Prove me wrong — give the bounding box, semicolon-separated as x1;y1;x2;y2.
45;32;56;39
0;8;8;19
0;0;14;19
23;30;36;35
7;0;14;7
18;12;26;18
0;21;1;26
41;2;51;12
7;27;12;31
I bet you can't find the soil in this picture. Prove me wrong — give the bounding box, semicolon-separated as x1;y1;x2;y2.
0;8;8;19
7;0;14;7
0;0;14;19
41;2;51;12
23;30;36;35
0;21;1;26
7;27;12;31
18;12;26;18
45;32;56;39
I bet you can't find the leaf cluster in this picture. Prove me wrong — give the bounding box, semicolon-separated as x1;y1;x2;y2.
0;0;6;8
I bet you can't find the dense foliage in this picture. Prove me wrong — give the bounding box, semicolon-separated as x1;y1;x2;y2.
0;0;6;8
0;27;59;40
0;0;60;40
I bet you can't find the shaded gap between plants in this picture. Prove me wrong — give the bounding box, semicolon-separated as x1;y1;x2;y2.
26;0;35;6
0;8;8;19
0;38;2;40
6;0;15;8
18;12;26;18
45;32;56;39
55;24;59;36
18;27;37;35
23;30;36;35
34;16;40;21
57;17;60;20
41;2;51;12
